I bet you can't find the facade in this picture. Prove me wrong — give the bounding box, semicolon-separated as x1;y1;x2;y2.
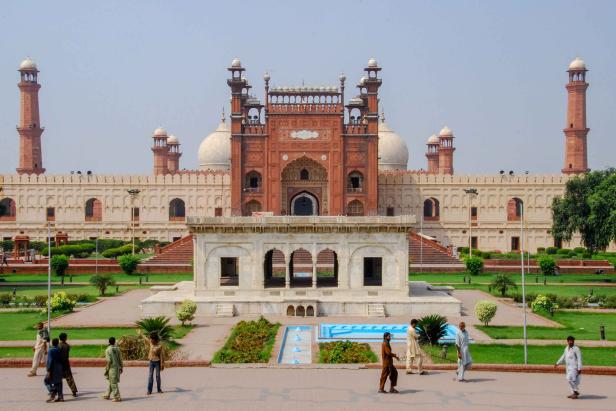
0;57;594;253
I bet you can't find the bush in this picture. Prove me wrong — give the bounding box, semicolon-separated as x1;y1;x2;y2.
89;274;116;296
511;292;538;304
213;317;280;363
582;251;593;259
546;247;558;255
102;244;141;258
538;255;556;276
0;293;12;306
117;334;176;361
42;244;95;258
457;247;469;255
33;295;48;308
490;274;517;297
416;314;448;345
573;247;586;254
0;240;15;252
66;293;92;303
118;254;141;275
135;316;174;342
319;341;378;364
536;247;546;254
603;295;616;309
465;256;484;276
531;294;556;314
47;292;76;313
176;300;197;326
475;301;498;326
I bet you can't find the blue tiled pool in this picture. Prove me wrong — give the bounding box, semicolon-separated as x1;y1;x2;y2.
317;323;460;344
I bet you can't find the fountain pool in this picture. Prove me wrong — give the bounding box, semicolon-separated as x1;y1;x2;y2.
277;326;312;364
317;323;461;344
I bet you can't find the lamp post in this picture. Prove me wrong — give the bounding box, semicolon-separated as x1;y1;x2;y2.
419;210;424;274
463;188;478;257
126;189;141;255
520;200;528;364
47;221;52;336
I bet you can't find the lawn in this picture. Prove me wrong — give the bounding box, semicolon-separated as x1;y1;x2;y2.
0;345;106;358
0;311;194;341
423;343;616;366
477;311;616;341
449;283;616;298
0;273;192;284
0;284;143;298
410;272;616;285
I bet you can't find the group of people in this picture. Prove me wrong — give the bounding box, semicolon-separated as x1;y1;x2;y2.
28;324;166;403
380;319;583;399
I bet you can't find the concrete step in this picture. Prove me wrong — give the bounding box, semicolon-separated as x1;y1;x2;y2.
216;303;235;317
367;303;386;317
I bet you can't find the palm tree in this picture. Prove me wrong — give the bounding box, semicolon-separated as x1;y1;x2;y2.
89;274;116;296
490;274;517;297
416;314;448;346
135;316;173;342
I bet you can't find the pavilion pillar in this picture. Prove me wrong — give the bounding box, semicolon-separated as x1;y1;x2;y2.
312;243;317;289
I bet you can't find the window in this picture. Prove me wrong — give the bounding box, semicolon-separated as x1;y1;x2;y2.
245;171;262;191
363;257;382;286
215;207;223;217
471;206;478;220
243;200;262;216
169;198;186;221
347;171;363;192
85;198;102;222
423;198;440;220
0;198;16;220
347;200;364;216
386;207;395;216
507;198;523;221
131;207;139;222
511;236;520;251
46;207;55;222
220;257;239;286
471;236;478;250
299;169;309;180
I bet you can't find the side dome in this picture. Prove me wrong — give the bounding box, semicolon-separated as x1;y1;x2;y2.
378;119;409;171
427;134;440;144
153;127;167;137
167;134;179;145
198;120;231;171
439;125;453;137
19;57;37;70
569;57;586;70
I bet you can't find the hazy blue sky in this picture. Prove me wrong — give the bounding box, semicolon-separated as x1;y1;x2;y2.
1;0;614;174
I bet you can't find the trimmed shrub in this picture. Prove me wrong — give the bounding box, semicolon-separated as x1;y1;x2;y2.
319;341;378;364
457;247;469;255
33;295;48;307
538;255;556;276
0;293;12;306
176;300;197;326
475;301;498;326
546;247;558;255
89;274;116;296
573;247;586;254
531;294;555;314
416;314;448;345
582;251;592;259
50;255;69;285
102;244;141;258
47;291;76;313
465;256;484;276
118;254;141;275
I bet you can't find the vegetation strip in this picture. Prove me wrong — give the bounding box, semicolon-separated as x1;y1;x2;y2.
212;317;280;364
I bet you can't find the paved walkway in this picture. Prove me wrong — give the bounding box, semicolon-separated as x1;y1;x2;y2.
179;322;233;361
52;289;153;327
0;367;613;410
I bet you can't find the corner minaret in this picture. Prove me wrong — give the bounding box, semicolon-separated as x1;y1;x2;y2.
17;58;45;175
425;134;440;174
438;126;455;175
151;127;170;175
562;57;589;174
166;134;182;173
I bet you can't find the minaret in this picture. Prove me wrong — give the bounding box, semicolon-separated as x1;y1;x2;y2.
151;127;169;175
227;58;247;216
16;58;45;175
426;134;440;174
166;134;182;173
438;126;455;175
562;57;589;174
363;58;382;215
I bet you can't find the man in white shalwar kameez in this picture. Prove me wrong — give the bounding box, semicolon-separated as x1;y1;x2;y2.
555;336;582;399
455;322;472;382
406;319;424;374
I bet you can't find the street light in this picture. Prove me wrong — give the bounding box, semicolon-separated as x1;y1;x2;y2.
126;189;141;255
520;199;528;364
463;188;478;257
46;221;53;337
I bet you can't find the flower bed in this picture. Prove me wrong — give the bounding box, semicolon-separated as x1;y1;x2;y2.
319;340;378;364
212;317;280;363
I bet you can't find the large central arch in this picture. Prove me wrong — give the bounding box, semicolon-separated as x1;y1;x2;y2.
291;192;319;216
281;156;328;215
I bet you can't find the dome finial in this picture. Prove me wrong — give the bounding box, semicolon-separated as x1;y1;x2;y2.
221;107;225;123
381;109;385;123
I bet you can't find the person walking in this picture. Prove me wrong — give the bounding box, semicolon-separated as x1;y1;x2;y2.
45;338;64;402
58;333;78;397
455;321;472;382
103;337;123;402
406;319;424;375
141;332;165;395
28;322;49;377
555;336;582;399
379;332;399;393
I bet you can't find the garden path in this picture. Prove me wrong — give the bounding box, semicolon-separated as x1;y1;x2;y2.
177;320;233;361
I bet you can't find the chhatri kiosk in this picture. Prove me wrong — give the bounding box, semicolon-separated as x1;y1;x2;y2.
141;58;460;317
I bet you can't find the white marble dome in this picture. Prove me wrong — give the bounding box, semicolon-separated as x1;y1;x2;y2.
439;126;453;137
198;120;231;171
19;58;37;70
427;134;440;144
153;127;168;137
368;58;378;68
569;57;586;70
167;134;179;144
378;120;409;171
231;58;242;68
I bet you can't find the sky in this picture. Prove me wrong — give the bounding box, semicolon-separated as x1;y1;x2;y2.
0;0;614;175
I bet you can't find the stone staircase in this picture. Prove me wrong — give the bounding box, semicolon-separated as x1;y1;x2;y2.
408;232;460;265
216;303;235;317
144;235;193;266
367;303;386;317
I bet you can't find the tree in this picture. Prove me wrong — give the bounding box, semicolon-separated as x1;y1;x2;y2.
475;301;498;326
50;255;69;285
90;274;116;296
490;274;517;297
552;168;616;253
538;255;556;276
465;256;484;276
135;316;173;342
416;314;448;346
118;254;140;275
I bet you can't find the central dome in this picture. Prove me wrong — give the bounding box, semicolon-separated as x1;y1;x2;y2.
378;119;409;171
198;119;231;171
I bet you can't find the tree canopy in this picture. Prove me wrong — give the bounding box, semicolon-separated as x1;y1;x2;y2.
552;168;616;252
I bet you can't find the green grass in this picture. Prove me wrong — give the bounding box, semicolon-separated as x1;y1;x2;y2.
477;311;616;341
423;343;616;366
410;271;616;285
0;284;143;298
172;325;194;340
0;345;107;358
0;273;192;284
449;283;616;297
